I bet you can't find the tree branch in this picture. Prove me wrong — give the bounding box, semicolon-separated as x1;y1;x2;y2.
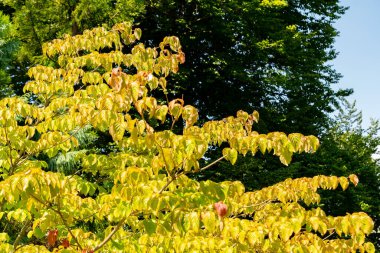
26;191;83;250
13;219;32;251
199;156;226;172
93;218;126;252
158;173;178;194
56;199;83;251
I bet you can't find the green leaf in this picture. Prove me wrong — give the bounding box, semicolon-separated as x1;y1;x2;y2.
33;227;45;239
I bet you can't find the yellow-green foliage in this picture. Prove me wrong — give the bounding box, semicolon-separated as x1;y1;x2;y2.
0;23;375;252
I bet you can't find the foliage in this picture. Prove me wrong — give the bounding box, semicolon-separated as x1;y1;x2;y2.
205;100;380;249
137;0;351;135
0;0;145;95
0;10;18;98
0;23;376;252
316;101;380;248
1;0;351;134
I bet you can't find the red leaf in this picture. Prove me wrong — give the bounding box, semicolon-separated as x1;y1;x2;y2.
61;238;70;248
214;201;228;218
47;229;58;247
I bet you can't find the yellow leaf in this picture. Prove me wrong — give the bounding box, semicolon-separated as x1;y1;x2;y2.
339;177;349;190
222;148;238;165
349;174;359;186
279;223;293;241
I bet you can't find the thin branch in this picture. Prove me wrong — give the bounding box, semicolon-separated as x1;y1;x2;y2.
26;191;83;250
158;173;178;194
199;156;226;172
323;231;336;241
56;198;83;250
4;126;15;175
13;219;32;251
239;199;273;209
158;155;227;193
93;218;126;252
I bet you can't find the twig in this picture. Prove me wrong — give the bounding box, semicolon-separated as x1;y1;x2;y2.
158;173;179;194
26;191;83;250
13;220;32;251
199;156;226;172
323;231;335;240
93;218;126;252
158;155;227;193
56;199;83;250
240;199;273;209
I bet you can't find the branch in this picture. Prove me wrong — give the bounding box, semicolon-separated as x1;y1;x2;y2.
93;218;126;252
199;156;226;172
158;155;226;193
13;220;32;251
323;230;336;241
26;191;83;250
240;199;273;209
158;174;178;194
4;126;15;175
55;205;83;250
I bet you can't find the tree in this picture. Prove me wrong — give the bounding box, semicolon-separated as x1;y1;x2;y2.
0;23;376;252
137;0;350;135
314;101;380;248
2;0;351;135
0;10;18;98
0;0;145;95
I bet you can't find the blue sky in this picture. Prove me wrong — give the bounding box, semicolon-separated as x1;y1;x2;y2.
332;0;380;128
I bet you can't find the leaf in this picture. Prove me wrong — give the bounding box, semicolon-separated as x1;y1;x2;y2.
222;148;238;165
143;220;157;235
168;99;184;120
364;242;375;253
348;174;359;186
134;28;142;40
131;82;140;101
258;137;267;154
47;229;58;247
155;105;168;123
33;227;45;239
0;233;10;242
339;177;349;190
201;212;218;233
182;105;198;127
279;223;293;242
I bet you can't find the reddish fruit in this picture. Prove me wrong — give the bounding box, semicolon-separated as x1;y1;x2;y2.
61;238;70;248
47;229;58;247
82;249;94;253
214;201;228;218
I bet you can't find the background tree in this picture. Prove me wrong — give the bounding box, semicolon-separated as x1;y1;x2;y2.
1;0;350;134
0;10;18;98
0;0;145;95
0;23;375;253
137;0;350;135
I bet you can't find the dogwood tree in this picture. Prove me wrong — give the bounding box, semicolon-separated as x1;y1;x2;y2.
0;23;375;252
